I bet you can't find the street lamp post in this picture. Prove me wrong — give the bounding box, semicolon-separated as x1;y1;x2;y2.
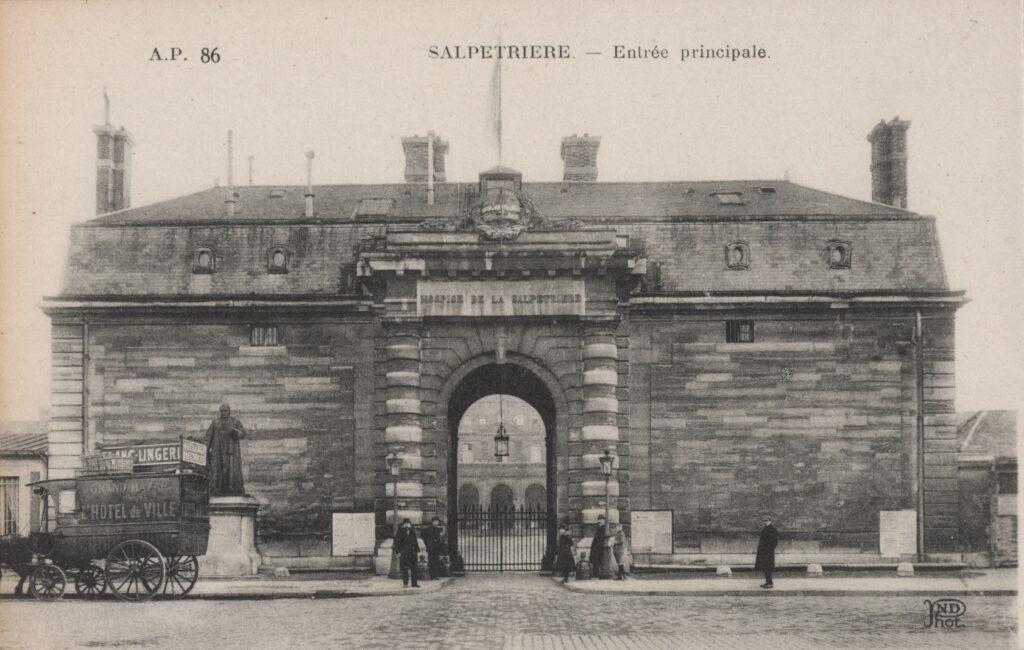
598;446;616;580
386;450;404;579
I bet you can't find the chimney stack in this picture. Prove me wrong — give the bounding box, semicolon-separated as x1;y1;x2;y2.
560;134;601;182
94;91;133;214
867;117;910;208
402;133;448;183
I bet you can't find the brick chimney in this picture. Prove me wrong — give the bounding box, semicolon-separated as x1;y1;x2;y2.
867;117;910;208
94;95;133;214
560;134;601;182
401;133;448;183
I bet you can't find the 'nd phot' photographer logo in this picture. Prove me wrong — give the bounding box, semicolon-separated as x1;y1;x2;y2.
924;598;967;629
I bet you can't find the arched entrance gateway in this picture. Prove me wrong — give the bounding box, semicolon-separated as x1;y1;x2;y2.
362;167;637;572
444;361;561;569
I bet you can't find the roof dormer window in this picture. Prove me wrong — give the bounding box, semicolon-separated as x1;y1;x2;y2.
713;192;744;205
479;167;522;194
192;247;215;274
354;198;394;218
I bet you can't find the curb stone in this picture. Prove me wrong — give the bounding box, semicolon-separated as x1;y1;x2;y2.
561;586;1017;597
553;576;1016;598
0;577;454;602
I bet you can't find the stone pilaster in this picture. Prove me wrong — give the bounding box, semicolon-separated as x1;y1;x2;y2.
580;322;620;530
48;323;86;479
381;321;427;526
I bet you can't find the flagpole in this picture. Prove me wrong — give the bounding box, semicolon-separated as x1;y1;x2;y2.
488;30;504;169
493;53;497;167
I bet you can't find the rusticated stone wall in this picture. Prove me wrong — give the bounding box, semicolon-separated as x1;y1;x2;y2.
626;309;958;554
73;318;377;556
47;307;957;558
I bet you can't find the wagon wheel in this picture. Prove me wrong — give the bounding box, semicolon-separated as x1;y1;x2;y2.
161;555;199;598
74;565;107;597
105;540;165;602
29;564;67;601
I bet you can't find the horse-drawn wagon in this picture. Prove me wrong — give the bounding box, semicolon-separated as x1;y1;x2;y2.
23;438;210;602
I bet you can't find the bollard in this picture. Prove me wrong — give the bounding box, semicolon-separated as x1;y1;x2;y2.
273;566;290;578
715;565;732;577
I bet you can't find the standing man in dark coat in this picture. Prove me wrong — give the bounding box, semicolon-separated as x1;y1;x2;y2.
754;515;779;589
204;404;248;496
393;518;420;587
421;517;445;579
555;523;576;584
589;514;607;578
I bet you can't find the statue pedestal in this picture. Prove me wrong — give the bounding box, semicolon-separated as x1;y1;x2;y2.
200;495;262;577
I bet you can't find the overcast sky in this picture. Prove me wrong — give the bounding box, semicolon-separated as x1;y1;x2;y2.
0;0;1021;424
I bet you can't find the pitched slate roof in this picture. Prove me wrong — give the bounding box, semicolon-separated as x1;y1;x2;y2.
86;180;910;226
958;410;1018;460
0;422;48;456
56;178;954;297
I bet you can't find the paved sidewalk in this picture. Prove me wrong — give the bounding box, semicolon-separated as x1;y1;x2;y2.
0;572;452;600
189;574;453;599
559;568;1018;597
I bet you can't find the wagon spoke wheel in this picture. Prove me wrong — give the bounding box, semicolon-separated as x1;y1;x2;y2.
161;555;199;598
105;540;165;602
74;565;107;597
29;564;67;601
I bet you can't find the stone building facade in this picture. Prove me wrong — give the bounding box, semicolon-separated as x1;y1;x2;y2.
44;118;965;565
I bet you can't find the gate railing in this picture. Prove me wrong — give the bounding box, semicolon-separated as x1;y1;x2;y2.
457;504;547;571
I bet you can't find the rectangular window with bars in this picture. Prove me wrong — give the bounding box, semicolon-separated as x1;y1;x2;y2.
726;320;754;343
250;325;279;346
1;477;18;536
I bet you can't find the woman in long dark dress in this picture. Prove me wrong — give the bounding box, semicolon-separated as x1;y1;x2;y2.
555;524;576;584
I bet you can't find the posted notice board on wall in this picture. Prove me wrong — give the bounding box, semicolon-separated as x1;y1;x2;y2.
631;510;673;554
332;512;376;556
879;510;917;557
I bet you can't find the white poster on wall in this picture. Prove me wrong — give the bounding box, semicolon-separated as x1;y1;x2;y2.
332;512;376;556
631;510;673;554
879;510;917;557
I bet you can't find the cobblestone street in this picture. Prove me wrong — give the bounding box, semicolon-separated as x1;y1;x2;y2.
0;574;1016;649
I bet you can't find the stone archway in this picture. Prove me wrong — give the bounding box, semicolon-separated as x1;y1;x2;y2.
490;484;514;509
439;355;567;565
459;483;480;509
524;483;546;510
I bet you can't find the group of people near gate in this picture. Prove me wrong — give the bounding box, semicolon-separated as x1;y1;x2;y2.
389;513;779;589
554;514;780;589
554;515;630;584
392;517;448;588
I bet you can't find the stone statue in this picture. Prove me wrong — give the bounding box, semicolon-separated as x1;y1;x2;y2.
204;404;248;496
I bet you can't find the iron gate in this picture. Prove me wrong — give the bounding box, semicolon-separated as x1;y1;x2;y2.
457;504;547;571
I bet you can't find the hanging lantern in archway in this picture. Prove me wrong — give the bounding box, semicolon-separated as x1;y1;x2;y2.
494;389;510;459
494;421;509;459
